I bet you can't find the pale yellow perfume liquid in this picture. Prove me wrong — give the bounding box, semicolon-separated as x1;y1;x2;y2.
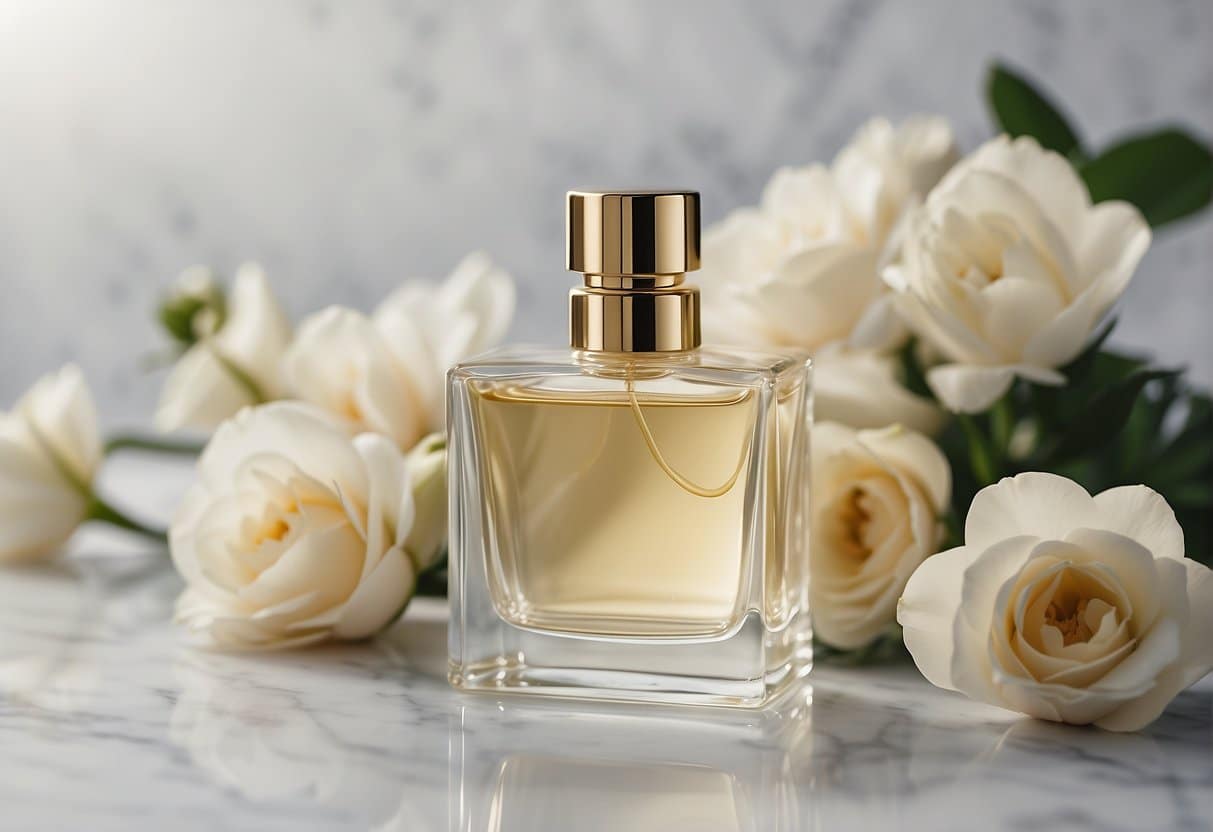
470;381;759;638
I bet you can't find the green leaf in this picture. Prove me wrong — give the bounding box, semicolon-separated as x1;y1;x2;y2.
986;63;1084;159
1046;368;1180;463
1148;436;1213;486
1080;128;1213;227
1165;481;1213;509
896;338;933;399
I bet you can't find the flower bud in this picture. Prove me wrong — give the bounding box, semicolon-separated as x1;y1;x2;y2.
159;266;227;348
403;432;447;570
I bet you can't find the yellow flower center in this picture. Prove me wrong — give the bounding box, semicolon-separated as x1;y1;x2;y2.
255;517;291;545
1043;597;1094;646
840;487;873;561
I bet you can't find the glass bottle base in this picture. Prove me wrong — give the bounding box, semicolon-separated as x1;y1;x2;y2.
448;611;813;708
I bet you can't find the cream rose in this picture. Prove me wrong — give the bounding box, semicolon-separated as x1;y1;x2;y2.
171;402;441;649
811;422;951;649
156;264;291;432
884;136;1151;413
0;365;101;563
284;252;514;445
698;118;953;434
699;173;896;355
898;473;1213;731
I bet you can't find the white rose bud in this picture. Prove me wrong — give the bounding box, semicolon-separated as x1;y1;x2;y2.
403;432;447;570
0;365;101;563
285;252;515;445
811;422;951;649
170;402;421;649
898;473;1213;731
884;136;1151;413
159;265;227;344
156;264;291;433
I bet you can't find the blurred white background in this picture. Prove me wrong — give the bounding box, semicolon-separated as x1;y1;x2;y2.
1;0;1210;423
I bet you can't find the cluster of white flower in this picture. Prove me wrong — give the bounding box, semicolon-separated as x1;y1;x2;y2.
1;254;515;651
699;117;1210;730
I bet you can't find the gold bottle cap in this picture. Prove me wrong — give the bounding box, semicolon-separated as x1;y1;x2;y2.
567;190;702;352
567;191;701;277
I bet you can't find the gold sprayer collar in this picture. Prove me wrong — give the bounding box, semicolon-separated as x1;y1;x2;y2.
567;190;702;352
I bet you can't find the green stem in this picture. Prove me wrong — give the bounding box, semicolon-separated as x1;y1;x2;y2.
989;396;1015;456
958;413;999;485
207;344;269;405
105;434;206;456
87;495;168;545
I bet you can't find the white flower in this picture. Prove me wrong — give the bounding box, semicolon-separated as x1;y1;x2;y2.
834;116;960;253
811;422;951;649
0;365;101;563
284;252;514;446
898;473;1213;731
814;346;945;436
402;433;447;568
885;136;1151;413
699;118;955;437
699;116;956;357
156;264;291;432
171;402;429;649
282;306;426;450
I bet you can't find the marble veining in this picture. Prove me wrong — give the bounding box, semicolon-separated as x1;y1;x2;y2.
1;509;1209;830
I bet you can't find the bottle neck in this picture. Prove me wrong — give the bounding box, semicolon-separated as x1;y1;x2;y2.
568;273;701;353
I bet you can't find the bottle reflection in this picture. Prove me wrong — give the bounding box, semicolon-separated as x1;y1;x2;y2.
488;757;748;832
451;690;813;832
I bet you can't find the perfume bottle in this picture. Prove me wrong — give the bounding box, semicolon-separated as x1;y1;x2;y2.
447;190;812;706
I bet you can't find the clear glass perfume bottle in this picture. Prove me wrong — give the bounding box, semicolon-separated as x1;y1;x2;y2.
448;190;812;706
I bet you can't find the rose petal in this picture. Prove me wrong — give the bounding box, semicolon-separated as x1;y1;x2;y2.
977;276;1065;361
899;544;982;691
216;264;292;397
855;425;951;511
1092;485;1186;562
926;364;1016;414
17;364;102;483
812;349;946;436
194;403;368;504
237;522;364;612
1076;201;1150;312
846;294;909;353
352;432;414;577
1064;528;1162;632
740;244;882;352
965;472;1100;552
332;546;417;639
155;346;258;433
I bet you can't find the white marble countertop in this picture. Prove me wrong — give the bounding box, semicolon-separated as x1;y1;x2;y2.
1;462;1211;831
